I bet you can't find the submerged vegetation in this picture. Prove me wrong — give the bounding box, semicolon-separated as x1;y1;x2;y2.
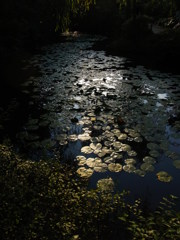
0;144;180;240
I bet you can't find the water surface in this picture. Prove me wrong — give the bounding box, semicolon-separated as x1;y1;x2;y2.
1;35;180;208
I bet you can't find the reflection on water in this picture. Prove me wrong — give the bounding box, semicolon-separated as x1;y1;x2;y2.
0;35;180;208
157;93;168;100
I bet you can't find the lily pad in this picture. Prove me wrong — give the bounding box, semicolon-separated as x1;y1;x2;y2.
120;143;131;152
147;142;159;150
78;159;86;166
123;164;136;173
134;169;146;177
143;156;156;164
59;140;68;146
104;141;113;147
68;135;78;141
111;152;123;160
97;151;107;158
94;163;108;173
125;158;136;165
168;152;179;160
108;163;122;172
134;137;143;143
128;130;140;138
127;150;137;157
111;129;121;137
173;160;180;169
149;150;160;158
97;178;114;192
102;147;113;155
156;171;173;182
113;141;122;149
90;143;102;151
86;158;96;168
104;156;115;164
78;133;91;141
76;156;86;161
118;133;128;140
91;137;102;143
77;167;94;178
81;146;93;154
140;163;154;172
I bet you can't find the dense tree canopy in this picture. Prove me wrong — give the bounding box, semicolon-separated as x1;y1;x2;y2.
0;0;95;51
117;0;180;19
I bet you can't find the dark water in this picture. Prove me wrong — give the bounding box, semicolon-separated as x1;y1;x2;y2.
0;34;180;208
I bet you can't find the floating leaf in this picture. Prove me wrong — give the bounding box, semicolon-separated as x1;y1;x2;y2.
173;160;180;169
77;167;93;178
78;133;91;141
143;156;156;164
68;135;78;141
118;133;128;140
134;137;143;143
127;150;137;157
91;117;96;122
125;158;136;165
86;158;96;168
156;171;173;182
81;146;93;154
120;144;131;152
134;169;146;177
97;150;107;158
78;159;86;166
111;152;123;160
76;156;86;161
108;163;122;172
94;163;108;172
104;141;113;147
149;150;160;158
123;164;136;173
147;142;159;150
90;143;102;151
113;141;122;149
111;129;121;137
128;130;140;138
104;156;114;164
140;163;154;172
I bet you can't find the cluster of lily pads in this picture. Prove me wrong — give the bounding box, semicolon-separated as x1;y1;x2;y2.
3;35;179;186
65;112;162;180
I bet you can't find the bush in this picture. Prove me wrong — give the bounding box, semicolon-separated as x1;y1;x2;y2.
0;144;180;240
121;15;153;39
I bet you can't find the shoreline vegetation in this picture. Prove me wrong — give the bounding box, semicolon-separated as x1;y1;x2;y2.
0;1;180;239
92;16;180;73
0;144;180;240
1;1;180;77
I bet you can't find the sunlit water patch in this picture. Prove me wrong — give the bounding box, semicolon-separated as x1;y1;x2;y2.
1;35;180;208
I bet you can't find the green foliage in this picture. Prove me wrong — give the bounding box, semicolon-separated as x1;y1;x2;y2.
0;144;180;240
127;197;180;240
121;15;152;39
0;0;95;51
117;0;179;20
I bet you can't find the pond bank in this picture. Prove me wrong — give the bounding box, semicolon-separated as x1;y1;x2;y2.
92;29;180;74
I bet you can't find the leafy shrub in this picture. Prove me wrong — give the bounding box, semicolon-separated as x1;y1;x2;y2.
0;144;180;240
121;15;153;39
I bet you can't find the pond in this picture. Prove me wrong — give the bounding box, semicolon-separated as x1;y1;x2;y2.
1;34;180;208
